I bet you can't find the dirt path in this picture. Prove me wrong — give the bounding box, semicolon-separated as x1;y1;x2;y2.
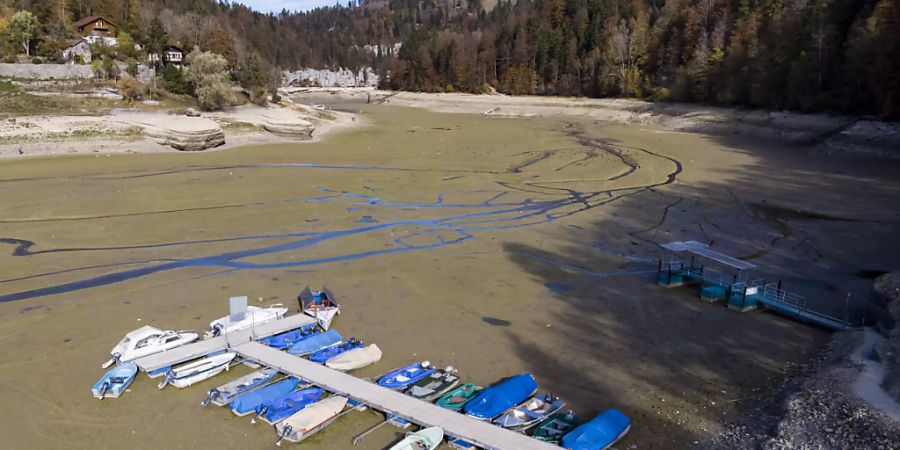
851;328;900;420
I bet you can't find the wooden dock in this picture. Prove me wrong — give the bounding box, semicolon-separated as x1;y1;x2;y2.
233;341;560;450
134;314;317;372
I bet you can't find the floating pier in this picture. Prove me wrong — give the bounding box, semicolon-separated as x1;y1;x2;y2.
134;314;317;372
232;341;561;450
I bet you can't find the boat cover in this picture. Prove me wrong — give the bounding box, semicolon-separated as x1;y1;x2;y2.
257;387;324;424
309;339;362;364
561;408;631;450
261;326;319;349
325;344;382;371
463;373;538;420
230;377;300;415
287;329;343;356
276;395;348;439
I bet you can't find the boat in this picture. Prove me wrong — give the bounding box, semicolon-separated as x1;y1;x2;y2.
492;393;565;430
463;373;538;420
274;395;349;444
532;411;580;444
435;383;481;411
158;352;237;389
405;366;460;400
254;387;324;425
230;377;302;416
561;408;631;450
299;286;340;330
92;362;138;399
259;325;320;350
388;426;444;450
286;329;343;356
309;338;362;364
377;361;434;390
202;367;279;406
208;304;288;337
324;344;382;371
102;325;199;368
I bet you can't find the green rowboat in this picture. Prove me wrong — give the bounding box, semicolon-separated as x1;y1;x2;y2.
435;383;480;410
531;410;579;444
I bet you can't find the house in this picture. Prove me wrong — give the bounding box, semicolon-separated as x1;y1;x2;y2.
148;45;185;66
62;39;92;63
74;16;118;38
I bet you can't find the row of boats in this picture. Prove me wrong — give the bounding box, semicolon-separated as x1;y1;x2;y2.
90;287;631;449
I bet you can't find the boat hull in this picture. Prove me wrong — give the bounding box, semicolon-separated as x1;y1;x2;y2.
161;353;237;389
205;367;279;406
92;362;138;399
389;426;444;450
275;395;348;443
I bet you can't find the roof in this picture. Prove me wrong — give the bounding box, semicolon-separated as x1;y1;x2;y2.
73;15;117;29
164;45;184;52
660;240;757;271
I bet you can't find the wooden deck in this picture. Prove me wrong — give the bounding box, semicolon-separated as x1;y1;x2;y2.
233;341;560;450
133;314;317;372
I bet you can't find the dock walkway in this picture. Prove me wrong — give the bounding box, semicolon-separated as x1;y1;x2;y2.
233;341;560;450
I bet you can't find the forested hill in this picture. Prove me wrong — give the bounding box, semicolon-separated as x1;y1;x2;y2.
6;0;900;118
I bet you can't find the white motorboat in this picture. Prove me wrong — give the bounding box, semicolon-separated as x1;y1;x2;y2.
274;395;348;444
208;304;288;337
102;325;200;368
158;352;237;389
325;344;382;371
299;287;340;330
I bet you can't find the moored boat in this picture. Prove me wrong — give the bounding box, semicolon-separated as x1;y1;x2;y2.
388;426;444;450
532;410;580;444
405;366;460;400
435;383;481;411
92;362;138;399
202;367;279;406
492;393;564;430
254;387;324;425
377;361;434;390
158;352;236;389
561;408;631;450
230;377;302;416
324;344;382;371
463;373;538;420
286;329;343;356
102;326;199;368
208;304;288;337
274;395;349;444
299;286;340;330
309;338;362;364
259;325;319;350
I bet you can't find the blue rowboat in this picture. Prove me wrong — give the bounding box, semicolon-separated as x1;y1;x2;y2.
260;325;320;350
377;362;434;390
463;373;538;420
287;329;343;356
309;338;362;364
230;377;301;416
92;362;138;399
561;408;631;450
254;387;324;425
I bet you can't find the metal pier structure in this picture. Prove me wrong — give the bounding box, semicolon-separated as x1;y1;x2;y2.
232;341;561;450
134;314;317;372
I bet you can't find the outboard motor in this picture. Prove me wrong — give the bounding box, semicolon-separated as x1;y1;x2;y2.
275;425;293;446
211;323;223;337
251;406;268;424
101;352;121;369
201;388;219;407
157;371;173;390
97;381;110;400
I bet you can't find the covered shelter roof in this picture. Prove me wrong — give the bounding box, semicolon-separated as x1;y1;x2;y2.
661;240;756;271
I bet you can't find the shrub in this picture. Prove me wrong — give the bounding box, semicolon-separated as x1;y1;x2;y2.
3;57;16;64
161;64;192;95
184;49;236;110
118;76;145;103
31;57;43;64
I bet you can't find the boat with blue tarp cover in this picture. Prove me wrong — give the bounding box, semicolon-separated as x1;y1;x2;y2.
561;408;631;450
259;325;320;350
377;361;434;390
230;377;301;416
463;373;538;420
309;337;362;364
287;329;343;356
92;362;138;399
254;387;324;425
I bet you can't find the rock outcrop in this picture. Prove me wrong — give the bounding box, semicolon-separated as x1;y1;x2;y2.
874;271;900;403
123;115;225;151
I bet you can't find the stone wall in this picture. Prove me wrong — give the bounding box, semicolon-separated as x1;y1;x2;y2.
282;67;379;88
0;63;94;79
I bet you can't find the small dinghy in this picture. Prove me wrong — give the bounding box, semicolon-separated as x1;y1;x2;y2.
202;367;279;406
158;352;236;389
378;361;434;390
309;338;362;364
260;325;319;350
532;410;580;444
561;408;631;450
92;362;138;399
493;393;565;430
208;304;288;337
388;426;444;450
463;373;538;420
230;377;302;416
254;387;324;425
274;395;348;444
299;286;340;330
287;329;343;356
405;366;460;400
102;326;199;368
325;344;382;371
436;383;481;411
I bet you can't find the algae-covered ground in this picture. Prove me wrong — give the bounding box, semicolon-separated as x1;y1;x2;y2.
1;105;898;449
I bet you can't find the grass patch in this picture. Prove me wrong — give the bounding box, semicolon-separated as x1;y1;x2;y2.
0;79;19;94
314;109;337;121
0;127;142;145
0;92;117;118
221;121;263;133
